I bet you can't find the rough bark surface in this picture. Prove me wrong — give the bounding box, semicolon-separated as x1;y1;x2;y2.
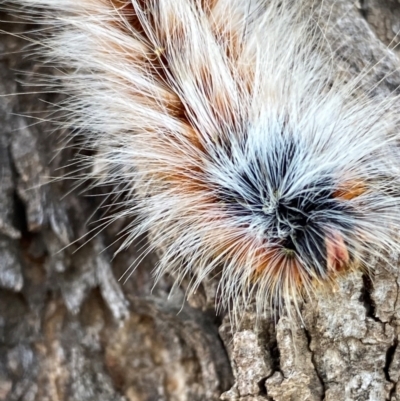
1;1;400;400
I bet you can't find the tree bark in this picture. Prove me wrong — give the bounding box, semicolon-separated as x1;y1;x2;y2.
1;1;400;400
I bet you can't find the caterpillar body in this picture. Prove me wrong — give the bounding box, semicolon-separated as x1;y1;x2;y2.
5;0;400;321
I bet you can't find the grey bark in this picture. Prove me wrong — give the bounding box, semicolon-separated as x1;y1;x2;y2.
0;1;400;400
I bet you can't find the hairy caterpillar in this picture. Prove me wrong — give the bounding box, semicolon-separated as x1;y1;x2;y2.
3;0;400;322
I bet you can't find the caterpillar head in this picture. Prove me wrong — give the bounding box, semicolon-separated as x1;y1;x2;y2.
127;105;400;321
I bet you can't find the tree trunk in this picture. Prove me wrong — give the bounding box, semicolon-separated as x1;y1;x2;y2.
1;1;400;400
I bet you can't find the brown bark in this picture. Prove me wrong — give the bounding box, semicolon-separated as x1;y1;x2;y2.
1;1;400;400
